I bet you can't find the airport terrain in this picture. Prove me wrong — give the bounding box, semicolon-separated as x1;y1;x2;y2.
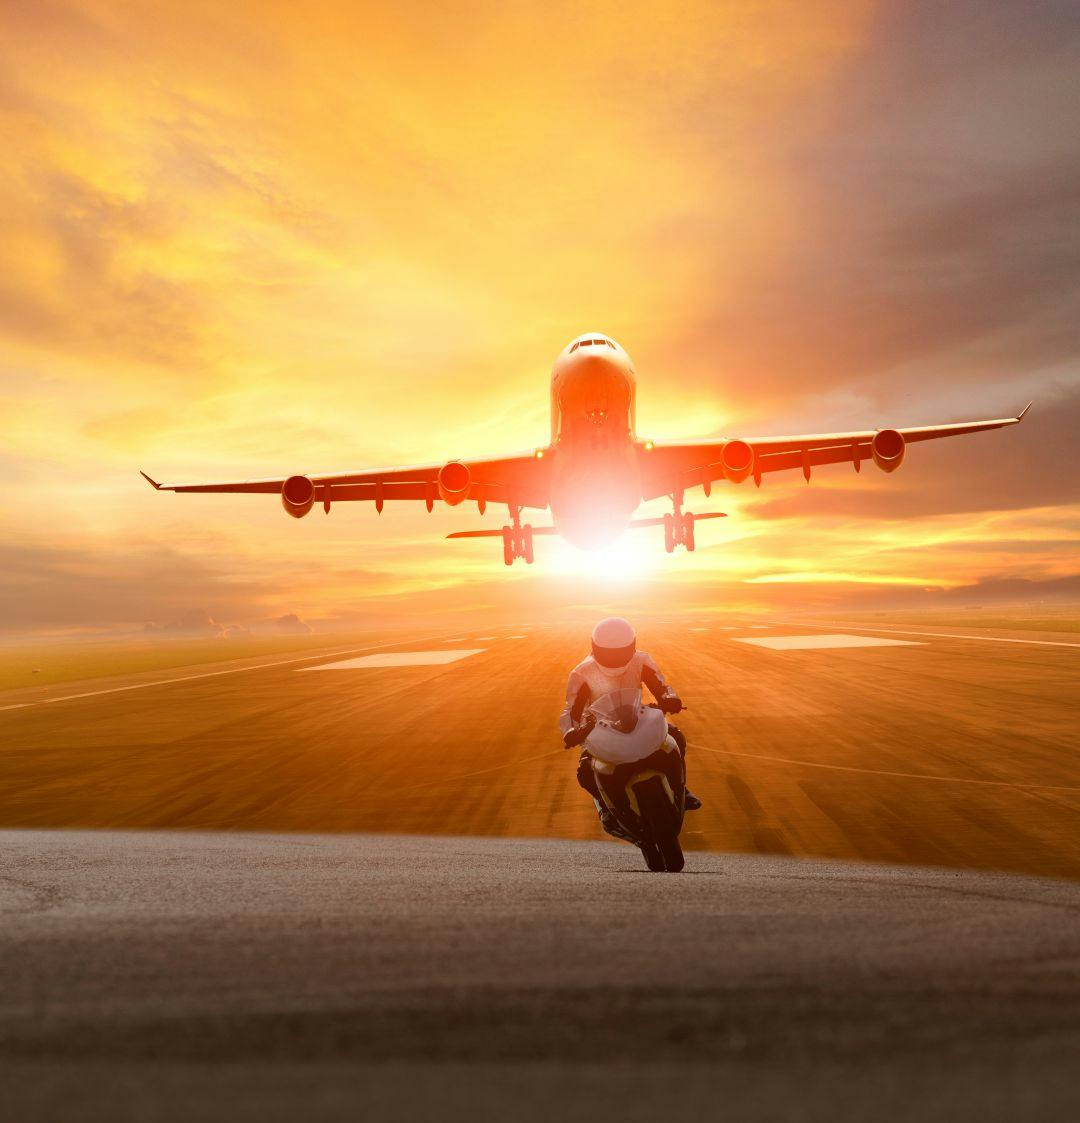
0;618;1076;879
1;618;1077;1120
2;830;1079;1122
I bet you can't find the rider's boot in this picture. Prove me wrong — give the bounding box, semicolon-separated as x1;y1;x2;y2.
595;799;636;842
667;726;702;810
595;798;617;832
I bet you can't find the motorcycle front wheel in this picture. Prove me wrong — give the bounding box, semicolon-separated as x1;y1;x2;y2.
656;835;684;872
633;776;685;873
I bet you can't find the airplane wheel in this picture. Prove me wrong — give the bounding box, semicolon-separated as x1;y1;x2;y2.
663;513;675;554
522;525;534;564
683;512;695;552
502;527;514;566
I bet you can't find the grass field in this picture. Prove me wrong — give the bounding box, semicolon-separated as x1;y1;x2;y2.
0;633;368;692
1;605;1077;693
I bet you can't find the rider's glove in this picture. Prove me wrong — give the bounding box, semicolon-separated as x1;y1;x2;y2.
563;716;595;749
659;691;683;715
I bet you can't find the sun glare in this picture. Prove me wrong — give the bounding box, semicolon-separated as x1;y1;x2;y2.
547;534;657;580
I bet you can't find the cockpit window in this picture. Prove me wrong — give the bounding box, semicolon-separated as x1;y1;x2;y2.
570;338;616;353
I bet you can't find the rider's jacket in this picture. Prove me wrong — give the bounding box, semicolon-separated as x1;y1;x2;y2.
558;652;671;738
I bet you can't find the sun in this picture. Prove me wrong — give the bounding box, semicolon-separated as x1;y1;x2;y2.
547;534;657;580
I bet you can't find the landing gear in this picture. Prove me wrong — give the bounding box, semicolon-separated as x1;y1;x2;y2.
501;510;535;566
665;496;696;553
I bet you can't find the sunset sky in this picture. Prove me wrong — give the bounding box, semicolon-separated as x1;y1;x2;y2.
1;0;1078;634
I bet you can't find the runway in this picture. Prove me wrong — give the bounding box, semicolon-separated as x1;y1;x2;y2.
0;619;1077;879
2;830;1079;1122
1;619;1078;1118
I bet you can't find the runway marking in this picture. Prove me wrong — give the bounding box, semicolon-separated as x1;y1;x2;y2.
774;621;1080;649
302;649;485;669
506;635;528;640
691;744;1080;793
474;636;497;641
737;634;922;651
690;627;709;632
0;634;466;713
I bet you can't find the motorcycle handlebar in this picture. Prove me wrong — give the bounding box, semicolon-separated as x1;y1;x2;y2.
647;700;687;714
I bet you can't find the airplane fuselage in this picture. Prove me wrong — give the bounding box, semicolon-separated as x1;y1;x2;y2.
142;330;1027;567
548;333;642;548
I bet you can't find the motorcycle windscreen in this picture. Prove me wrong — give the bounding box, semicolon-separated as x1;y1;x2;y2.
586;691;669;764
588;687;642;728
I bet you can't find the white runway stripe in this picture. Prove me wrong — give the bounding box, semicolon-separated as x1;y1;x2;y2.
774;621;1080;649
302;649;485;669
738;634;922;651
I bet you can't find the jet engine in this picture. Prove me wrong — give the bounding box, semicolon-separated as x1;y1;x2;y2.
281;474;316;518
871;429;905;473
438;461;471;506
719;439;755;484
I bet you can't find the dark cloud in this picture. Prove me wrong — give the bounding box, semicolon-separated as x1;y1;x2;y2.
274;612;312;635
143;610;227;637
747;386;1080;521
0;538;401;634
665;2;1080;420
764;572;1080;614
0;542;269;632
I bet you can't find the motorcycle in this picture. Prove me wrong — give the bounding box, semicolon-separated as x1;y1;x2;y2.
582;687;687;872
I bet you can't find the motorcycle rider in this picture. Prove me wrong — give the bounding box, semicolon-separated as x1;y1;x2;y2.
560;617;702;836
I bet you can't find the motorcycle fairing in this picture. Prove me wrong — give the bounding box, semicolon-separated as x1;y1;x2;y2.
593;745;687;844
585;688;669;764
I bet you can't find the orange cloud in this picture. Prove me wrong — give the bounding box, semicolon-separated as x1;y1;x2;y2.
1;0;1077;632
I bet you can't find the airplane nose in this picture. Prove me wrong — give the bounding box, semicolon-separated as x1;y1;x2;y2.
559;356;630;427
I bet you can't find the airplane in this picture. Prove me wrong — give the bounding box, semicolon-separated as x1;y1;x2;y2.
141;332;1030;566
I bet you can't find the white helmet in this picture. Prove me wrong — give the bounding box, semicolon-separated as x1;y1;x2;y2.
591;616;636;676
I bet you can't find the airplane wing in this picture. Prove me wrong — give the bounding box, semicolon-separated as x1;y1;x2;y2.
141;449;552;513
637;405;1030;500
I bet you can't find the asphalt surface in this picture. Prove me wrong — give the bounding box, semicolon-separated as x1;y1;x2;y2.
2;830;1079;1122
1;619;1078;1119
1;619;1077;878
